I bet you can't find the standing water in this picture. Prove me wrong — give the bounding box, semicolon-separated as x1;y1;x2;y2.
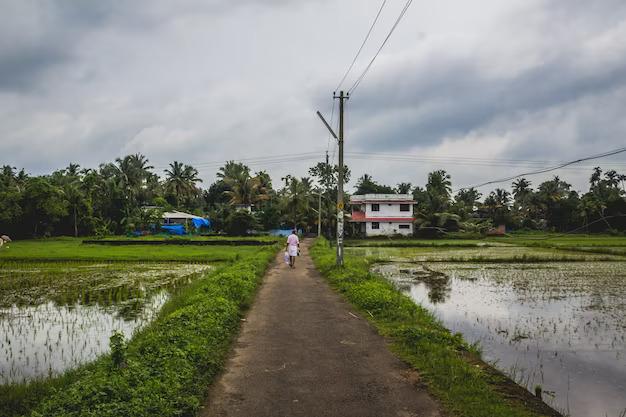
373;262;626;417
0;262;212;384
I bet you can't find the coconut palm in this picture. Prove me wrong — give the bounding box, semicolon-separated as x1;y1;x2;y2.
512;178;532;200
164;161;202;208
425;170;452;212
282;177;312;229
396;182;413;194
217;161;250;182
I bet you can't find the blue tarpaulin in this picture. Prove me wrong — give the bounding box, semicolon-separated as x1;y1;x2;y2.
192;218;211;229
269;229;301;237
161;224;186;235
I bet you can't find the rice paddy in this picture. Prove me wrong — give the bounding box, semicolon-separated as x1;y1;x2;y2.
348;245;626;262
361;241;626;417
0;261;213;384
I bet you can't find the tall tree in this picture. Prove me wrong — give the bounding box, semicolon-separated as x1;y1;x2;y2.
354;174;395;195
22;177;68;236
396;182;413;194
452;187;482;219
51;164;91;237
281;177;313;229
164;161;202;208
425;170;452;213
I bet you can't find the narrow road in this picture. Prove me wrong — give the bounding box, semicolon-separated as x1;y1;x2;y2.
201;239;442;417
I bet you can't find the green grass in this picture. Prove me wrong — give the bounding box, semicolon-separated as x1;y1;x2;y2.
346;232;626;249
345;239;502;248
348;245;626;264
487;232;626;247
0;245;278;417
96;234;282;242
311;238;550;417
345;233;626;262
0;237;262;262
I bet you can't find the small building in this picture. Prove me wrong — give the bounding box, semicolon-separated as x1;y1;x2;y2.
162;210;205;225
160;211;210;235
349;194;415;237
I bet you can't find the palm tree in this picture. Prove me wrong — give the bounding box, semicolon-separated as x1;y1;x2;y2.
114;154;154;211
396;182;412;194
164;161;202;208
62;164;84;237
224;176;261;206
217;161;249;181
453;187;481;218
512;178;531;200
282;177;312;229
426;170;452;212
494;188;511;207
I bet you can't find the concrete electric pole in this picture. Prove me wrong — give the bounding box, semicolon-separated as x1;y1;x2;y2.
316;90;348;266
334;91;348;265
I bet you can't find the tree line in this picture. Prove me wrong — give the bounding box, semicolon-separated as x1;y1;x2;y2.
353;168;626;235
1;153;624;238
0;154;347;238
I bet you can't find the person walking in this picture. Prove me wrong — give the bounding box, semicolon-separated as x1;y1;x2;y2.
285;229;300;268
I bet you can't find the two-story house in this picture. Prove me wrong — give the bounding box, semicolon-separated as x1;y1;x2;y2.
349;194;415;237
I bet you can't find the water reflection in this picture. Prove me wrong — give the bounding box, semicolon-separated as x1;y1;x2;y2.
376;264;451;303
374;262;626;417
0;263;212;384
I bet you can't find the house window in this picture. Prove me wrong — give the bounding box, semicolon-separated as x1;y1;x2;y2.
399;224;410;229
400;204;410;212
371;204;380;211
371;222;380;229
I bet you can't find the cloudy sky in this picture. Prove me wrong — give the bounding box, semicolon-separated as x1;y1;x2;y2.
1;0;625;195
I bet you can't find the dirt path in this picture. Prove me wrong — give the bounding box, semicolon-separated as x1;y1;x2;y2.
200;239;442;417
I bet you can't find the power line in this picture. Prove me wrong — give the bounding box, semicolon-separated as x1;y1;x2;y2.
343;152;626;169
458;146;626;190
335;0;387;92
152;147;626;179
348;0;413;95
345;151;626;165
153;151;325;170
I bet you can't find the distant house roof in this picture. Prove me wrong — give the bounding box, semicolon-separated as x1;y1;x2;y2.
162;210;204;220
350;194;415;204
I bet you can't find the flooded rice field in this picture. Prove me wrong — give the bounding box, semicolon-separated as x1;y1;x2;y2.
372;261;626;417
0;262;212;384
349;245;626;262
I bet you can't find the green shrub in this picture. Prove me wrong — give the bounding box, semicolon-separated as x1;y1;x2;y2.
348;280;395;313
109;331;126;369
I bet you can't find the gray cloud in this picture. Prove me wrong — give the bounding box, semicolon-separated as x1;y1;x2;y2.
1;0;625;194
347;3;626;154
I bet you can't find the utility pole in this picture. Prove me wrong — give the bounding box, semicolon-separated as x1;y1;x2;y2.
334;90;348;266
316;90;348;266
317;192;322;237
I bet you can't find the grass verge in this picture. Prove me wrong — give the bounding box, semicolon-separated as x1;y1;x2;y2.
0;237;262;262
0;246;277;417
311;238;560;417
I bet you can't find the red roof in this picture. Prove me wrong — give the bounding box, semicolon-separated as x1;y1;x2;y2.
351;211;366;221
349;212;414;222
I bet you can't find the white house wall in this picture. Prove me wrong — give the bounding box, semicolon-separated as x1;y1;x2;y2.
366;222;413;236
365;203;412;218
